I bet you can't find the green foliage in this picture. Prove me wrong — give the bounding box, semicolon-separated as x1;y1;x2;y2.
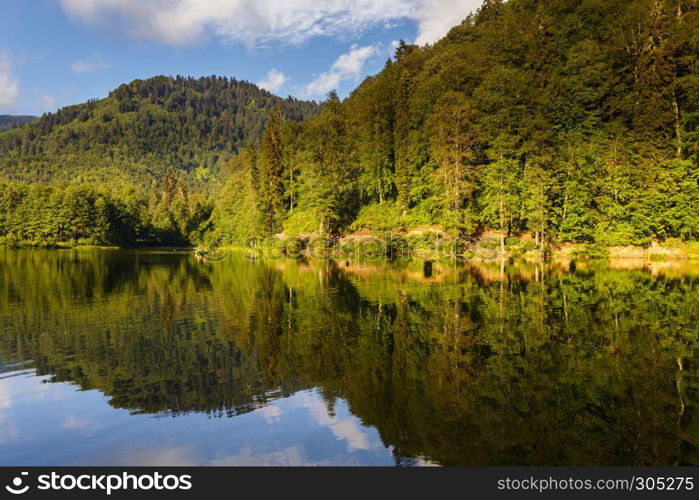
0;115;37;131
0;76;319;190
256;107;285;234
0;182;145;247
283;209;319;236
505;237;521;247
3;1;699;249
206;0;699;248
350;202;403;232
293;91;360;236
207;148;260;244
0;173;212;247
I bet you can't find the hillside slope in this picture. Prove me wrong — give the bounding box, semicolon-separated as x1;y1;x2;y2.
1;0;698;250
0;115;37;131
0;76;319;188
208;0;699;249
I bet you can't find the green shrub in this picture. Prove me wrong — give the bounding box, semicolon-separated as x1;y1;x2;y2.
521;240;537;252
479;238;499;250
509;245;525;258
505;237;521;247
660;237;683;249
350;203;403;232
283;209;319;236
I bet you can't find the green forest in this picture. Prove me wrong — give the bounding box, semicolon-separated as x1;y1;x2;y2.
1;0;698;251
0;115;36;131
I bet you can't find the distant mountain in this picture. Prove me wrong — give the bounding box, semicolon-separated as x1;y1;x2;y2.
0;115;37;131
0;76;319;188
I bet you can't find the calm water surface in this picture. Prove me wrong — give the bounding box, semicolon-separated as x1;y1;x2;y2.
0;249;697;466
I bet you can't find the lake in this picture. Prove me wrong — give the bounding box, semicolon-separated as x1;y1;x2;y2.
0;249;697;466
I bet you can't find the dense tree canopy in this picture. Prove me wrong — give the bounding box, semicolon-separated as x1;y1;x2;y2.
0;76;319;188
0;115;37;131
1;0;698;249
210;0;699;249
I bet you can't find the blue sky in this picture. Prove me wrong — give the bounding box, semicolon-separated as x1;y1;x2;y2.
0;0;482;116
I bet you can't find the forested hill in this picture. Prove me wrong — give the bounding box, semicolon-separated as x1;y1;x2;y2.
1;0;698;250
210;0;699;248
0;115;37;131
0;76;319;188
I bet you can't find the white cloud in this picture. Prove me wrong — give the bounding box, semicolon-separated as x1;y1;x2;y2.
328;418;372;452
257;68;289;93
413;456;441;466
0;53;20;112
295;390;376;453
62;415;103;435
40;94;57;112
71;52;109;74
301;44;379;98
208;445;308;466
0;380;19;445
0;380;11;411
58;0;483;48
257;403;283;424
412;0;478;45
110;445;199;466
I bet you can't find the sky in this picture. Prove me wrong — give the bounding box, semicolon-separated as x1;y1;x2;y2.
0;0;483;116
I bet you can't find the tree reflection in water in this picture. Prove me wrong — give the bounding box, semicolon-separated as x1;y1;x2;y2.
0;249;697;466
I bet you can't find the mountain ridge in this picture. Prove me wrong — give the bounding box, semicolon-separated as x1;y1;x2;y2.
0;115;37;131
0;75;319;188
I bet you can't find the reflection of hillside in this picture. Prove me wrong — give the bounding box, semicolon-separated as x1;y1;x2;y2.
338;259;572;284
0;250;697;465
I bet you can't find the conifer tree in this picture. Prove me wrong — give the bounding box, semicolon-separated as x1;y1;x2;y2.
257;106;285;235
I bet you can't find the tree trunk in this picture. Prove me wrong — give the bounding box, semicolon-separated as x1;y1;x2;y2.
677;357;685;423
500;195;506;256
289;170;294;211
673;89;683;157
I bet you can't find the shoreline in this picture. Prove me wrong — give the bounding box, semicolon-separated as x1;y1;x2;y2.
2;242;698;261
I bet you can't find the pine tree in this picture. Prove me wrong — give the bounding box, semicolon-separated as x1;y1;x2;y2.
257;106;285;235
427;92;483;234
523;163;552;252
481;136;520;253
394;69;413;214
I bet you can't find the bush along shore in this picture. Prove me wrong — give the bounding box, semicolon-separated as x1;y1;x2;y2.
207;231;699;263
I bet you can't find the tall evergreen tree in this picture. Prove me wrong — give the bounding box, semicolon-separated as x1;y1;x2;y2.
257;106;285;235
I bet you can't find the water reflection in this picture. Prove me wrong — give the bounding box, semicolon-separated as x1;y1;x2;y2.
0;249;697;466
0;371;393;465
